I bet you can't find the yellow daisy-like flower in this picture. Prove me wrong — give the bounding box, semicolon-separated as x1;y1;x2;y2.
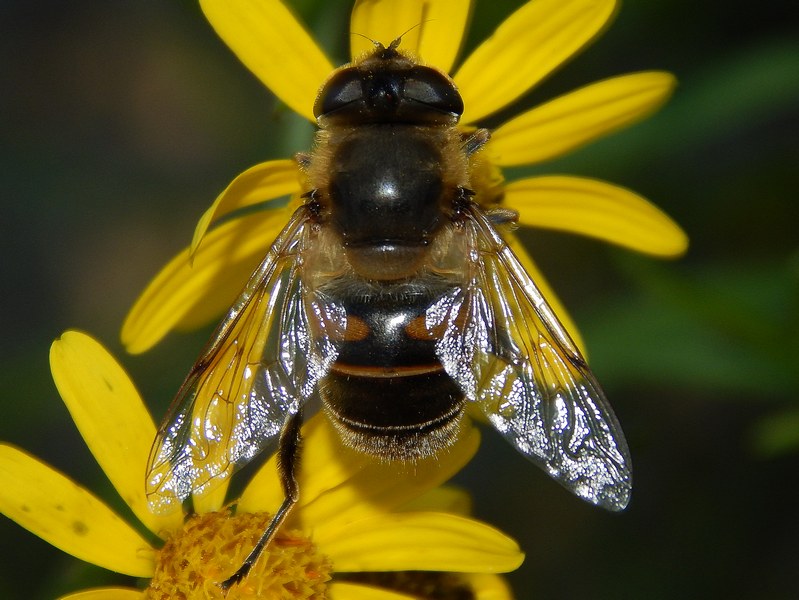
0;331;522;599
121;0;687;355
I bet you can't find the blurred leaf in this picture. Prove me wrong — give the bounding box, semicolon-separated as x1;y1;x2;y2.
749;408;799;458
582;255;799;398
507;36;799;179
660;37;799;143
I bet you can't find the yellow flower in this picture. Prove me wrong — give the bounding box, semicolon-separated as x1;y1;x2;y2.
121;0;687;355
0;331;522;599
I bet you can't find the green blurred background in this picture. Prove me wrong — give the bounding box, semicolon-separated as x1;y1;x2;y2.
1;1;797;598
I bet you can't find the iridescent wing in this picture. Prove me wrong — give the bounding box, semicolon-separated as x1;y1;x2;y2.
430;204;632;510
145;207;345;514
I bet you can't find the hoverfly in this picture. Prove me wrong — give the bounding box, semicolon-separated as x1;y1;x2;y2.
146;38;632;588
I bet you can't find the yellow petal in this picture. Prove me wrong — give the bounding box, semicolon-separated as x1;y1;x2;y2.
121;208;291;353
175;218;291;333
200;0;333;120
190;160;300;257
57;589;143;600
400;485;472;515
296;423;480;528
298;427;479;527
238;413;370;515
490;71;676;166
50;332;183;536
464;573;515;600
505;176;689;257
504;231;587;356
239;415;479;526
455;0;617;123
350;0;472;72
191;479;230;515
316;512;524;573
0;444;155;577
329;582;416;600
233;460;283;515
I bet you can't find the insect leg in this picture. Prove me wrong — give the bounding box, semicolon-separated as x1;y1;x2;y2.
219;409;303;592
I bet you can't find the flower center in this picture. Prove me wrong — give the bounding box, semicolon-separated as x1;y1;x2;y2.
145;511;332;600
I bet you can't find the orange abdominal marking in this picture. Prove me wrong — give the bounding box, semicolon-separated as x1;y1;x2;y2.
330;362;445;378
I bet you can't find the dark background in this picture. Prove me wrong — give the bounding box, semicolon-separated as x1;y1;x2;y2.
2;1;797;598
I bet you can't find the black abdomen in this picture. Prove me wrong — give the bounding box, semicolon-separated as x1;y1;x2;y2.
319;281;465;460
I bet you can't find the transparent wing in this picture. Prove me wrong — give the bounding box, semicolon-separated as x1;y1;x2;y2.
145;207;344;514
431;205;632;510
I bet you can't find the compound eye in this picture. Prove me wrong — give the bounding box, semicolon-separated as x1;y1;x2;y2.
314;68;363;119
403;67;464;117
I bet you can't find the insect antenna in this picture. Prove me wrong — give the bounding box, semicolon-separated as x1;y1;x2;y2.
387;21;430;50
350;20;432;52
350;30;380;48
